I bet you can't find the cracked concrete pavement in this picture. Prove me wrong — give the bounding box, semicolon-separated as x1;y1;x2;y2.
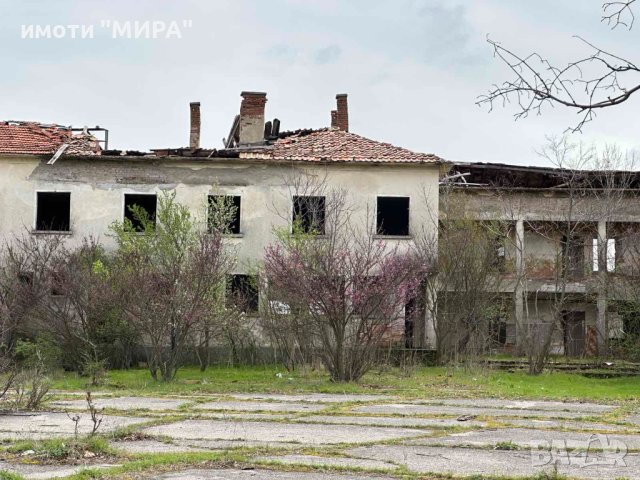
1;392;638;480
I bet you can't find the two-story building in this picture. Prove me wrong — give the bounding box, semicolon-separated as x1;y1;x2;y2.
442;162;640;357
0;92;443;349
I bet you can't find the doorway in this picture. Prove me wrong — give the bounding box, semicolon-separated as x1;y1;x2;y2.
563;311;586;357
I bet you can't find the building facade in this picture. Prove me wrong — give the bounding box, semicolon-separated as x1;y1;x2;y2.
0;92;442;349
442;162;640;357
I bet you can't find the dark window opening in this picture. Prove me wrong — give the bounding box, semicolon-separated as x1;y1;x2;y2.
561;235;584;278
18;271;34;286
36;192;70;232
619;303;640;337
490;317;507;346
377;197;410;236
490;236;506;272
293;196;325;234
208;195;241;234
50;270;67;297
124;194;157;232
227;274;259;313
563;311;586;357
404;280;426;348
624;316;640;337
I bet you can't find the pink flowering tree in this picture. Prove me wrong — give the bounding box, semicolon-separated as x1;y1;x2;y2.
110;192;234;381
264;180;429;382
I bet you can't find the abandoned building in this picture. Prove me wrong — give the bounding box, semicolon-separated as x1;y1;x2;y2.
441;162;640;357
0;92;441;349
3;94;640;358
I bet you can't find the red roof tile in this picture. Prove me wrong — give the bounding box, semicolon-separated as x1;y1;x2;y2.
246;128;441;164
0;122;101;156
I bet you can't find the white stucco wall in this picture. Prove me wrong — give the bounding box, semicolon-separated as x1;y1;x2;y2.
0;154;440;274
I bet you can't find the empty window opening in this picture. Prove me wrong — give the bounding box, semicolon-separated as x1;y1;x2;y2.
18;271;34;287
624;314;640;337
293;196;325;234
561;235;584;277
50;270;66;297
227;274;259;313
490;235;506;272
404;280;426;348
377;197;410;236
208;195;241;234
36;192;70;232
592;237;616;272
124;194;157;231
617;301;640;337
490;317;507;346
563;311;586;357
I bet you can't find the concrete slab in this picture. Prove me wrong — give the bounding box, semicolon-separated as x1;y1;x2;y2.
409;428;640;450
200;413;292;421
353;403;591;419
626;414;640;425
194;401;326;413
50;396;188;411
229;393;392;403
0;412;146;440
110;439;209;454
143;419;426;445
413;398;616;413
503;418;639;432
348;444;640;480
296;414;483;429
158;469;394;479
258;454;397;470
0;460;117;479
174;439;302;450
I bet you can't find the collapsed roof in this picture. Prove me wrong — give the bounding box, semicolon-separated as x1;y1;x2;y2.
0;121;102;156
442;162;640;189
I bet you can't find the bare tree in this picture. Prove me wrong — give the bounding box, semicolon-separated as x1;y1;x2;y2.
478;2;640;131
260;284;315;371
110;192;234;381
263;175;430;382
425;188;506;365
0;233;66;399
27;238;125;382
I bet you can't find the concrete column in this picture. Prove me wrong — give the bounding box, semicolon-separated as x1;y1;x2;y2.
514;219;525;350
424;284;437;349
596;220;607;354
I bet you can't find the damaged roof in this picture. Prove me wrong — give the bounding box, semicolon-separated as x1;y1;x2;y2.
443;162;640;189
248;128;441;164
155;128;442;164
0;121;101;156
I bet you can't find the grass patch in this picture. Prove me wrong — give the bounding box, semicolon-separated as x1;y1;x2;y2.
494;440;520;451
7;436;114;462
62;451;247;479
50;365;640;402
0;473;26;480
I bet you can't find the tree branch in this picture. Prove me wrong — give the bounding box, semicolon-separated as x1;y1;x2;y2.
477;35;640;132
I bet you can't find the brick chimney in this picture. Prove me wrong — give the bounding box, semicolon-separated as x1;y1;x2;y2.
330;109;338;128
335;93;348;132
239;91;267;145
189;102;201;149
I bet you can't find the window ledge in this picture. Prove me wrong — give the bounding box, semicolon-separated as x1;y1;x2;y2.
288;233;328;239
208;233;244;238
32;230;72;236
373;234;413;240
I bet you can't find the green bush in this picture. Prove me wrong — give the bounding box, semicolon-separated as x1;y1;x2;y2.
13;337;62;372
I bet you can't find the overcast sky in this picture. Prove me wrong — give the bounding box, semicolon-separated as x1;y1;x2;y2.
2;0;640;166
